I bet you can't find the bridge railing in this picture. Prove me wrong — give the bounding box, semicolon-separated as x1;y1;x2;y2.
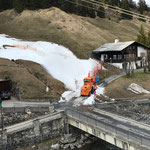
66;108;150;148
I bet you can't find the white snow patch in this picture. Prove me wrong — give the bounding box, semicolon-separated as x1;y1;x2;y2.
83;95;95;105
59;90;81;103
110;63;123;69
59;91;74;102
102;66;107;70
96;85;105;95
128;83;150;94
0;34;97;91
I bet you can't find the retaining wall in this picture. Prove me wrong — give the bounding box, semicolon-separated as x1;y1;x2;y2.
0;110;65;150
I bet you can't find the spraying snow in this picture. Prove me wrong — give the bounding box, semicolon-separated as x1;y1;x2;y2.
0;34;97;92
96;85;105;95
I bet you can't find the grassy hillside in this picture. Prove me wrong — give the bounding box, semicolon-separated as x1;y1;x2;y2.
0;7;150;100
0;58;65;99
0;8;150;59
106;72;150;100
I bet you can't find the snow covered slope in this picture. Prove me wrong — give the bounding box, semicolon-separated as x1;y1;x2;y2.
0;34;97;91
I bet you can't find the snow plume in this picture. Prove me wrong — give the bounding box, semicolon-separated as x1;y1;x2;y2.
0;34;97;91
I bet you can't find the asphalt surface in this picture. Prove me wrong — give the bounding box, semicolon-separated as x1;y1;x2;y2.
66;106;150;148
1;69;144;108
99;68;143;87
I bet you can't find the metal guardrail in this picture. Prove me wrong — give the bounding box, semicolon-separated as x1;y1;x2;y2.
2;107;50;114
94;100;150;125
66;108;150;149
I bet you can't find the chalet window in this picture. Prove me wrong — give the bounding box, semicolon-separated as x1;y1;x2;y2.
104;54;108;59
140;52;146;57
113;55;117;60
124;54;129;59
129;53;135;58
118;55;122;59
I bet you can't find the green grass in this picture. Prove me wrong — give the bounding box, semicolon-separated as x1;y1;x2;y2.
106;71;150;99
124;71;150;81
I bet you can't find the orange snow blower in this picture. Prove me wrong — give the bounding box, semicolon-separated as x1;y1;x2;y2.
81;62;102;96
81;76;99;96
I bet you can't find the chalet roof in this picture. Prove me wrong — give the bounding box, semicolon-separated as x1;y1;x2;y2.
93;41;135;53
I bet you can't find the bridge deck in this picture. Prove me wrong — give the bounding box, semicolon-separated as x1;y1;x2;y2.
65;106;150;149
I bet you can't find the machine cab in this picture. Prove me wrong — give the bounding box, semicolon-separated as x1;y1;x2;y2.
84;77;95;85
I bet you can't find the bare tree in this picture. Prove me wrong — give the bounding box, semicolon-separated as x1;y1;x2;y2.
140;52;147;73
123;48;136;76
141;50;150;72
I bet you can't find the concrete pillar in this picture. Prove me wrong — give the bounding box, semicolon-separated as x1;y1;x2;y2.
33;119;40;137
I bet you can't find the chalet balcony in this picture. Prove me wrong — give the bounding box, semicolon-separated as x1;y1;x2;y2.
104;59;125;63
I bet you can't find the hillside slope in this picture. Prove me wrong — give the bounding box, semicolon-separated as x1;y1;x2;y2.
105;72;150;100
0;58;65;99
0;7;150;59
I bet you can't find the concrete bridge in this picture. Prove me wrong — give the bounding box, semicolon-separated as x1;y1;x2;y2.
1;101;150;150
65;106;150;150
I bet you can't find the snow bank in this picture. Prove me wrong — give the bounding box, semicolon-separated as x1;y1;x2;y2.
128;83;150;94
0;34;97;91
83;95;95;105
96;85;105;95
59;90;80;102
59;91;74;102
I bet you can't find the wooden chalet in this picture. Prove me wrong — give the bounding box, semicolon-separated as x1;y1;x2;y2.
92;39;150;69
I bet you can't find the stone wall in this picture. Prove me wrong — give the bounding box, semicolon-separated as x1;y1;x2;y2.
0;110;65;150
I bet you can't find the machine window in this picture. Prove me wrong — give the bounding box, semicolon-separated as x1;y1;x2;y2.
84;79;90;82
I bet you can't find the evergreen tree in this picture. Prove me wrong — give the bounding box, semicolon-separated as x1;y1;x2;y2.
39;0;51;9
0;0;2;10
146;30;150;48
78;1;89;17
13;0;25;13
121;0;133;20
121;0;129;9
111;0;119;6
128;0;137;9
28;0;41;10
136;25;147;45
0;0;13;10
62;0;77;14
88;3;96;18
136;25;150;72
138;0;147;14
97;5;105;18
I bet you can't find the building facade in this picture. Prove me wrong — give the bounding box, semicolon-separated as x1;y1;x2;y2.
92;39;150;69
